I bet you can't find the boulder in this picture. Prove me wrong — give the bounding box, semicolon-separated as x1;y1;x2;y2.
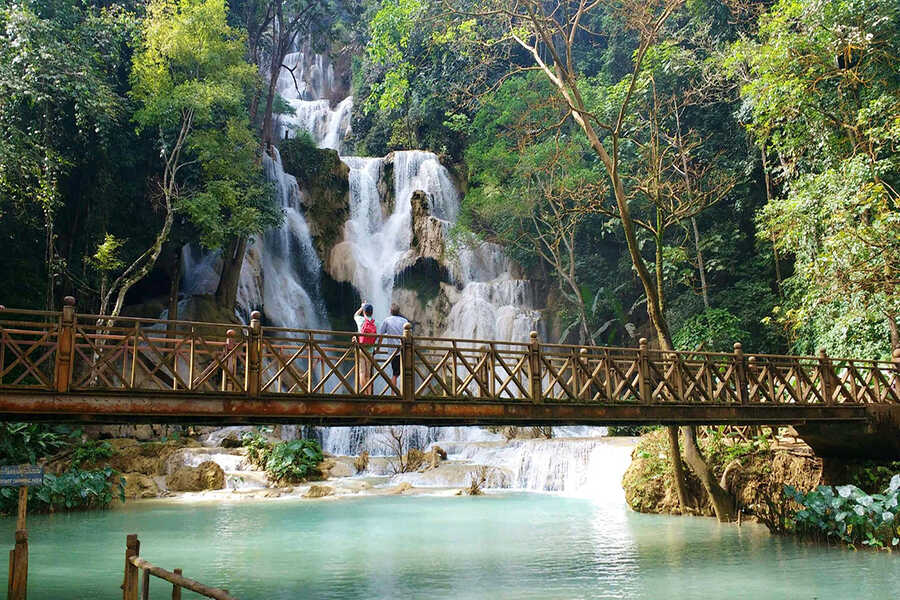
386;481;413;495
165;461;225;492
107;439;183;476
304;485;334;498
122;473;160;499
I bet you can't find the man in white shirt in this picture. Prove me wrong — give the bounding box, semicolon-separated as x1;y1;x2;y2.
379;302;409;389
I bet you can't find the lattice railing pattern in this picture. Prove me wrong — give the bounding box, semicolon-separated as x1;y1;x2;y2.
1;300;898;407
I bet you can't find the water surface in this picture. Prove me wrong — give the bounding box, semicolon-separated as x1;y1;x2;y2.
3;493;897;599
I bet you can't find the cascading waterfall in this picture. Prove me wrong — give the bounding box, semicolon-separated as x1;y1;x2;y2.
176;40;618;499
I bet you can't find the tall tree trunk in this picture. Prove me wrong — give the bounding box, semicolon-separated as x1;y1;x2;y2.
667;425;692;512
167;245;182;336
691;217;710;310
888;312;899;351
682;425;736;521
215;236;248;310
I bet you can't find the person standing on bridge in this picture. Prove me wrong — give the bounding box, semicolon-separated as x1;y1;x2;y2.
379;303;410;390
353;302;377;395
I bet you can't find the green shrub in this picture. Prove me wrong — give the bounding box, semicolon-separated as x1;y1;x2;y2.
785;475;900;550
241;429;274;468
70;440;115;467
673;308;751;353
264;440;324;484
0;422;72;464
0;468;125;515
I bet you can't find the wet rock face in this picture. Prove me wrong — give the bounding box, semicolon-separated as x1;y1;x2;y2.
122;473;160;499
165;461;226;492
107;439;184;476
304;484;334;498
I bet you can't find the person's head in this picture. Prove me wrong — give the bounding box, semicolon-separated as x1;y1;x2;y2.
363;303;373;317
390;302;400;316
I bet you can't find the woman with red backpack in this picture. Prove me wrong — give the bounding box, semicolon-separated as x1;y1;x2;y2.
353;302;377;394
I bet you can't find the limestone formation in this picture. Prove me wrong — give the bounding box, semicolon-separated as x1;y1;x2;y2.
122;473;160;499
165;461;226;492
304;485;334;498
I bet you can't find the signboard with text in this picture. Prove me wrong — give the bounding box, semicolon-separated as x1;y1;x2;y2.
0;465;44;487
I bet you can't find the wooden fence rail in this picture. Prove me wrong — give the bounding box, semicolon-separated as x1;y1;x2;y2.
123;534;236;600
1;298;899;413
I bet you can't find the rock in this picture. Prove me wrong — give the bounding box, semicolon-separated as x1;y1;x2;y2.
83;424;182;442
263;490;282;498
327;241;358;285
279;139;350;262
165;461;225;492
304;485;334;498
201;426;254;448
318;457;355;479
428;446;447;469
107;439;183;476
387;481;413;495
122;473;160;499
354;451;370;474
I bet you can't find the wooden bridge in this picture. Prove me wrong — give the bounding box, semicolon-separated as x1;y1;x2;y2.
1;298;899;456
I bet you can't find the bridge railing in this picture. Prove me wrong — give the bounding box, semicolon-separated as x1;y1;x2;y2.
1;299;898;406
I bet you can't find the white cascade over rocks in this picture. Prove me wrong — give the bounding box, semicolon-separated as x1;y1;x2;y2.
174;43;630;500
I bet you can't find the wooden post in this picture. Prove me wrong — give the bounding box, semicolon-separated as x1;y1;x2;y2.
638;338;651;404
401;323;414;402
123;534;140;600
222;329;237;392
171;568;182;600
529;331;542;403
734;343;749;404
747;356;758;402
247;311;262;398
8;548;13;599
16;487;27;531
9;530;27;600
54;295;76;392
142;568;150;600
819;348;835;405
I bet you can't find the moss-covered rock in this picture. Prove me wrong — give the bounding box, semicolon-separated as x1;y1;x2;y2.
622;428;824;518
165;461;225;492
278;136;350;261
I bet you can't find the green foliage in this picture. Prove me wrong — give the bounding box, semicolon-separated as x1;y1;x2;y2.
847;461;900;494
731;0;900;357
703;426;773;466
264;439;324;484
70;440;115;468
0;468;125;515
607;425;660;437
0;423;72;465
673;308;751;352
241;428;273;468
279;133;344;187
785;476;900;550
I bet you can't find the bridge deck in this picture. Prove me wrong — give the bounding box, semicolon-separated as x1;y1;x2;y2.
1;300;897;425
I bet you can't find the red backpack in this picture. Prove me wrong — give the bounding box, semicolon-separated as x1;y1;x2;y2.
359;318;377;345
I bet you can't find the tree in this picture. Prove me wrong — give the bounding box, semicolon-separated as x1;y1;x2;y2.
729;0;899;357
121;0;274;319
0;1;131;309
448;0;737;520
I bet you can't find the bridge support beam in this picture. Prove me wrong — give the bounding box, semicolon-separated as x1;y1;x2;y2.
796;404;900;460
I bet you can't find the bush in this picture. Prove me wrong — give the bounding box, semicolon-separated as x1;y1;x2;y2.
0;422;72;464
264;440;324;484
70;440;115;467
673;308;751;353
607;425;659;437
784;476;900;550
241;429;273;468
0;468;125;515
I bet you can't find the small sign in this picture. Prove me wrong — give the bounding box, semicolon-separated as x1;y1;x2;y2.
0;465;43;487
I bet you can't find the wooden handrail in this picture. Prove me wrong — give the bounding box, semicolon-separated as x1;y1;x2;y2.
122;534;237;600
